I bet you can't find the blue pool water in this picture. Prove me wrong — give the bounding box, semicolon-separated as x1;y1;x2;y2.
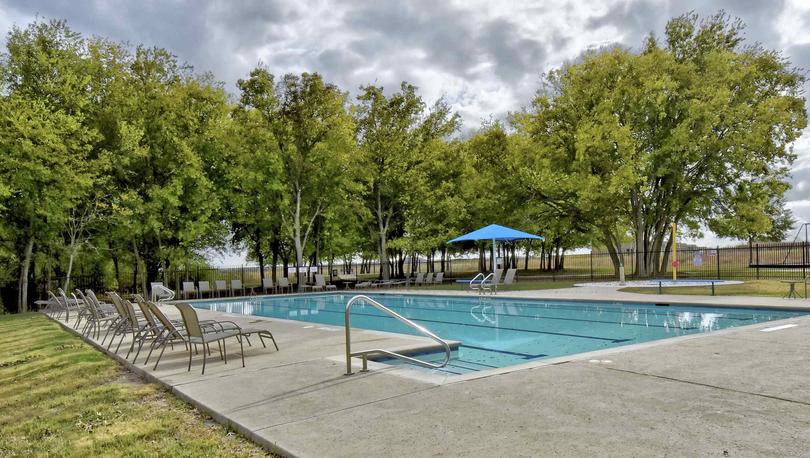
192;293;805;375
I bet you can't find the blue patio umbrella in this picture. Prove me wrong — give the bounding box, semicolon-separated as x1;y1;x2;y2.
448;224;544;272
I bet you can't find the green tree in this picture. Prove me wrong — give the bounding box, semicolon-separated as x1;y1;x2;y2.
103;47;230;290
353;83;458;279
274;73;356;288
521;12;807;276
228;68;284;280
0;20;99;310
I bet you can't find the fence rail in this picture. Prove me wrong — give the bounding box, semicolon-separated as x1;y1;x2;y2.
37;242;810;298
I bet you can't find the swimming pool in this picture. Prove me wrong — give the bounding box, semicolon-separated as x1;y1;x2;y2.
192;293;805;375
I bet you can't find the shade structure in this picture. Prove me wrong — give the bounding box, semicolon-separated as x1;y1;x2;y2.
448;224;544;243
448;224;544;273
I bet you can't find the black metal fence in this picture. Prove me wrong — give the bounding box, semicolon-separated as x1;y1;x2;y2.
38;242;810;297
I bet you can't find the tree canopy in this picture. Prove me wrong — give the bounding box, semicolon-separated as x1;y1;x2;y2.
0;12;806;310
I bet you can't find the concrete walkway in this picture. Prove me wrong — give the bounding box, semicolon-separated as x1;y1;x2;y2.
54;288;810;457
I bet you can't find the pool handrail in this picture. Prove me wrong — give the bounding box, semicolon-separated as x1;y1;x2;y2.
481;272;495;295
469;273;484;293
344;295;451;375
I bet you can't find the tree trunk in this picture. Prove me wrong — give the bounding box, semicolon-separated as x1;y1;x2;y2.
293;189;303;291
64;243;79;293
256;230;265;281
440;247;446;272
110;254;119;290
271;239;279;282
524;242;530;270
17;237;34;312
376;191;391;280
659;231;675;275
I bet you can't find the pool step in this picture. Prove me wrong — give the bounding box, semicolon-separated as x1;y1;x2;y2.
372;348;499;375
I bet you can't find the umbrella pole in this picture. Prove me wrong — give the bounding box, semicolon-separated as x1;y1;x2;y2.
491;238;496;273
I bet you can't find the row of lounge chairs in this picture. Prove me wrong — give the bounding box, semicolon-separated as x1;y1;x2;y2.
178;274;341;298
42;288;278;374
178;277;292;299
353;272;444;289
174;270;453;297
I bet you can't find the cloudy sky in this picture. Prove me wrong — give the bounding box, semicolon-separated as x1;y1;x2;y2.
2;0;810;262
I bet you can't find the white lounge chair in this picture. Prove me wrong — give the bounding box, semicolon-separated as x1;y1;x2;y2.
315;274;337;291
277;277;292;294
423;272;434;286
262;277;275;295
433;272;444;285
503;268;517;285
214;280;228;297
182;281;196;299
410;272;425;287
231;279;244;296
198;281;211;298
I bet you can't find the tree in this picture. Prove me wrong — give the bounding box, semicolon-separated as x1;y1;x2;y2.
521;11;807;276
274;73;355;289
228;68;284;280
104;47;230;290
0;20;99;310
401;138;470;272
353;83;458;279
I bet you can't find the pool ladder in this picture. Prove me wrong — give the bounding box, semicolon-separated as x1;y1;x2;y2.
470;272;496;295
344;295;451;375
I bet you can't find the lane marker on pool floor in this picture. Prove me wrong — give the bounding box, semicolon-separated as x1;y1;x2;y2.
760;324;798;333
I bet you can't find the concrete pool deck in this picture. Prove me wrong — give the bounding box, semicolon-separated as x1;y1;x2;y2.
53;287;810;457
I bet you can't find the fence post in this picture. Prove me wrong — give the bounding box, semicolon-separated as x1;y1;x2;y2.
716;246;721;279
589;250;594;281
241;265;245;287
755;243;760;280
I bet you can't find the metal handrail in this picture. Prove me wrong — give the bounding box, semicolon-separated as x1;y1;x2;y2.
151;284;175;302
480;272;495;295
345;295;451;375
469;273;484;293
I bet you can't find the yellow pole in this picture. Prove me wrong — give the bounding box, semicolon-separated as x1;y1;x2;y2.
672;223;677;281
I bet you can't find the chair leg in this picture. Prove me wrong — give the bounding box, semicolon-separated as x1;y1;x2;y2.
133;333;149;363
201;344;207;375
153;338;172;371
144;337;160;366
102;320;119;347
188;344;194;372
126;330;139;359
115;331;127;353
239;335;245;368
223;340;227;364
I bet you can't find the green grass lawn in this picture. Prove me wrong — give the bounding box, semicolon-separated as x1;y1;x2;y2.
424;279;579;292
619;279;805;298
0;313;270;457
